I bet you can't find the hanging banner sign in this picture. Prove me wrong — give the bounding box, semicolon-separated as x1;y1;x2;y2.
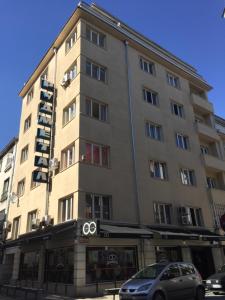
38;115;53;128
34;156;49;168
35;141;50;154
40;91;53;103
41;79;54;92
32;170;48;183
37;128;51;141
39;102;53;115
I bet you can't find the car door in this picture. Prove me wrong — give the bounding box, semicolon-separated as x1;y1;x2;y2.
159;264;183;300
179;263;196;299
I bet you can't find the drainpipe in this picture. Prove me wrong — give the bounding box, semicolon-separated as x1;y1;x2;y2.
124;40;141;225
45;47;58;216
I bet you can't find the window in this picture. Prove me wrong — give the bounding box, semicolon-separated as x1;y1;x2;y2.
27;210;37;232
40;68;48;81
30;169;41;189
154;202;172;224
85;98;108;122
180;263;195;276
63;101;76;126
86;60;106;82
180;168;195;186
64;61;77;81
176;133;189;150
143;88;158;106
59;195;73;222
200;145;209;155
189;207;203;226
19;251;39;281
166;264;180;278
167;72;180;88
27;88;34;104
150;160;167;180
20;145;29;163
12;216;20;240
140;57;155;75
65;28;77;53
61;143;75;170
24;115;31;132
1;178;9;201
207;177;217;189
146;122;162;141
17;178;25;197
86;26;106;48
85;143;109;167
85;194;111;220
171;102;184;118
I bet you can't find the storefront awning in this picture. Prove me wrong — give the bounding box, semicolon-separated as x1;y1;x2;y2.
151;230;199;240
100;224;153;239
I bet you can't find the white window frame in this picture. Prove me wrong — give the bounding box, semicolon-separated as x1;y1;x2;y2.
140;57;155;75
17;178;25;197
171;101;184;118
59;196;73;222
85;98;108;122
20;145;29;163
143;88;158;106
146;122;162;141
65;61;77;81
189;207;203;226
85;193;111;220
24;115;31;132
63;100;76;126
167;72;180;88
150;160;167;180
65;28;77;53
200;145;209;155
12;216;20;240
27;88;34;105
27;210;37;232
85;143;109;167
86;60;106;82
180;168;195;186
61;144;75;170
176;133;189;150
206;177;216;189
86;25;106;48
154;202;172;225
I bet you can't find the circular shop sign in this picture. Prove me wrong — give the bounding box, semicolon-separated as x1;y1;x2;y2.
82;221;97;236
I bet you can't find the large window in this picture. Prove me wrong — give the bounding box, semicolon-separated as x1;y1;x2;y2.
86;26;106;48
45;247;74;284
143;88;158;106
176;133;189;150
86;60;106;82
61;143;75;170
167;72;180;88
189;207;203;226
140;57;155;75
85;193;111;220
146;122;162;141
24;115;31;132
65;28;77;53
85;98;108;122
85;143;110;167
1;178;9;202
63;100;76;126
17;178;25;197
27;210;37;232
154;202;172;224
86;247;138;283
150;160;167;180
171;101;184;118
27;88;34;105
206;176;217;189
180;168;195;186
64;61;77;81
20;145;29;163
58;195;73;222
12;216;20;240
20;251;39;281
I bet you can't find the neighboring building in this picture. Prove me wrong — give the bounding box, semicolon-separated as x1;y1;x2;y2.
3;2;225;297
0;138;18;252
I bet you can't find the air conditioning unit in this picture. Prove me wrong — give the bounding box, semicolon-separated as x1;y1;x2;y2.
81;154;86;161
31;218;40;230
49;158;59;171
61;74;70;87
178;207;192;225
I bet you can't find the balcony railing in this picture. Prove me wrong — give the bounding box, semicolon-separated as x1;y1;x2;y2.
191;93;213;113
195;121;219;141
202;153;225;172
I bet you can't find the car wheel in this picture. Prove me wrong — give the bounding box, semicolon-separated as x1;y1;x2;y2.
195;287;205;300
153;292;165;300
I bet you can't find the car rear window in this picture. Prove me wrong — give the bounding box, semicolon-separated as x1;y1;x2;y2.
180;263;195;275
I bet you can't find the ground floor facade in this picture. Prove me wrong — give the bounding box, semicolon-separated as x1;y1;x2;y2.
0;221;225;297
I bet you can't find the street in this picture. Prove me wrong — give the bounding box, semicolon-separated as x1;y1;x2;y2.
0;293;225;300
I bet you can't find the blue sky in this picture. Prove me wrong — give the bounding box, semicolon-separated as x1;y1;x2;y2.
0;0;225;150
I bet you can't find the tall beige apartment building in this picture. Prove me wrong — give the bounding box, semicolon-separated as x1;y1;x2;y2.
2;2;225;297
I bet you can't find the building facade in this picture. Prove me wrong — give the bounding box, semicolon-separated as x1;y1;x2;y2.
2;2;225;297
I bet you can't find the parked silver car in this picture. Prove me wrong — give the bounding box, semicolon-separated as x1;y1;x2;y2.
119;262;205;300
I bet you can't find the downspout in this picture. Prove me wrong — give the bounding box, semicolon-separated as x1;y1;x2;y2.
45;47;58;216
124;40;141;225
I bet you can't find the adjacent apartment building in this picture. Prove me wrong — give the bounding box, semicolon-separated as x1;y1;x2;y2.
2;2;225;297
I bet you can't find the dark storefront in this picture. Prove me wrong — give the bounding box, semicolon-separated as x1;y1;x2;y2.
19;251;39;281
155;246;182;263
191;247;215;279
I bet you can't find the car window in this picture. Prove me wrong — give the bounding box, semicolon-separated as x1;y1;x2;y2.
180;263;195;275
133;264;167;279
167;264;180;278
220;265;225;273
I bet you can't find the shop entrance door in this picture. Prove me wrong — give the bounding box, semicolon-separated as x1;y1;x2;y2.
191;247;215;279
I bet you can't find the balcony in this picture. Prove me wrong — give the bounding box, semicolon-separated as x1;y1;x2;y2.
208;188;225;206
191;93;213;113
202;154;225;172
195;122;219;141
